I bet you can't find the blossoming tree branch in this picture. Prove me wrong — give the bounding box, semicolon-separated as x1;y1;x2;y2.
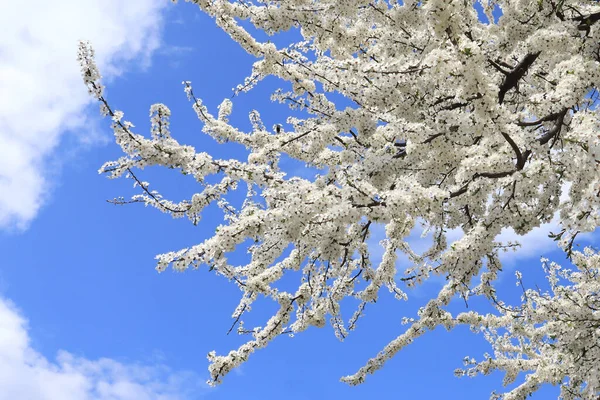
79;0;600;398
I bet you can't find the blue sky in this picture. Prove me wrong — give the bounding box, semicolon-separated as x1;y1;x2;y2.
0;1;596;399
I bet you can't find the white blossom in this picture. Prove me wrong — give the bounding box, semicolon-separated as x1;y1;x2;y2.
79;0;600;393
455;248;600;400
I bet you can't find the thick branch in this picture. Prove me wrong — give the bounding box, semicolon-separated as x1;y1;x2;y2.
497;52;541;104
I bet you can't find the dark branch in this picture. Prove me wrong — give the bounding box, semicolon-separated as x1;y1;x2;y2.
497;52;541;104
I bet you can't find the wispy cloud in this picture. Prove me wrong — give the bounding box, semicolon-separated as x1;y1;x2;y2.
496;183;596;266
496;216;597;267
0;296;208;400
367;211;596;297
0;0;169;230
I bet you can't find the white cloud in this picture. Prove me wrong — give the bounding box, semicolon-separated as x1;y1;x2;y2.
0;296;206;400
367;215;593;294
495;218;562;265
495;183;598;266
496;217;597;266
0;0;169;230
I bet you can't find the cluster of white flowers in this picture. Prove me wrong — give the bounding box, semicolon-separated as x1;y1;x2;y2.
455;248;600;400
80;0;600;393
